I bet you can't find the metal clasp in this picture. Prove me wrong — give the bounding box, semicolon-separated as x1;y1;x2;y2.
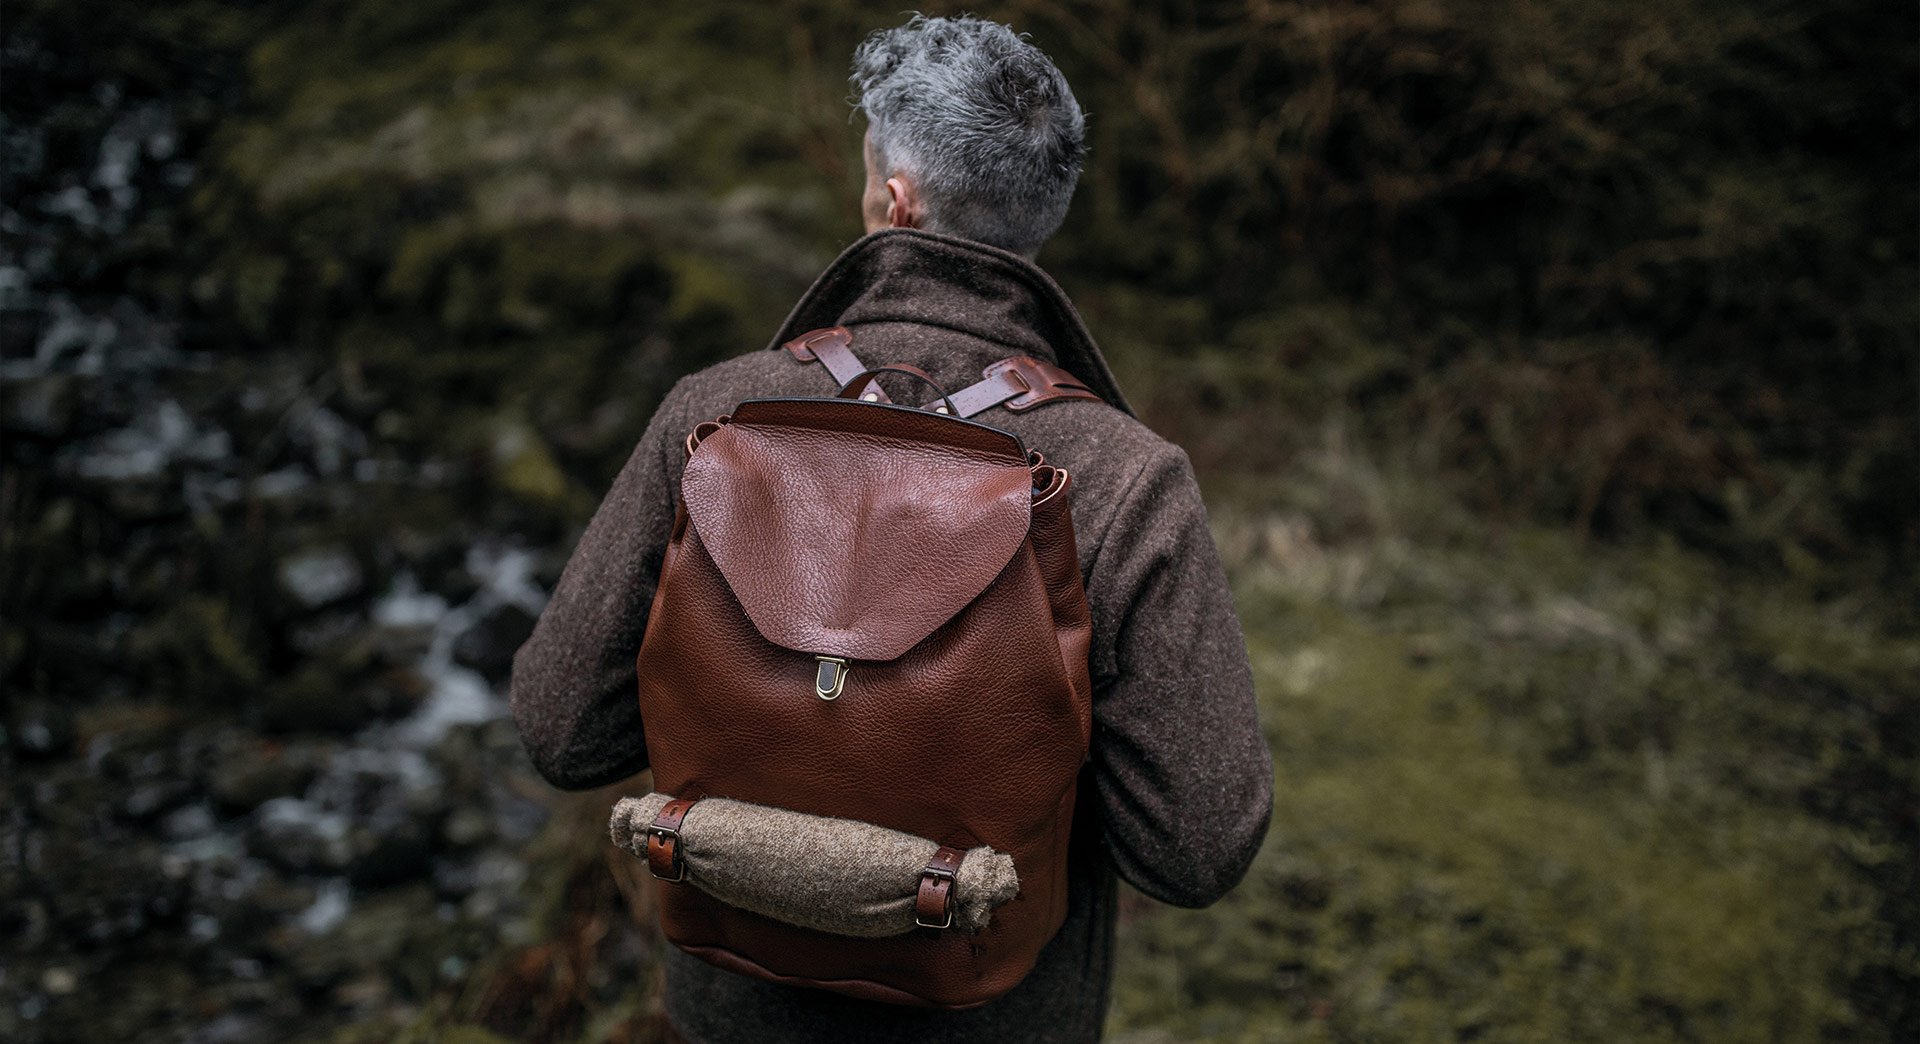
814;656;849;700
915;862;956;929
646;824;686;882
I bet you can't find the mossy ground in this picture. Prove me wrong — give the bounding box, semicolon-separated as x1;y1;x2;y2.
7;0;1912;1040
1108;491;1912;1041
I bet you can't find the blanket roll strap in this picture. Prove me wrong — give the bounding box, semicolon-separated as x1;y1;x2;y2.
644;796;696;882
914;845;965;929
610;792;1019;938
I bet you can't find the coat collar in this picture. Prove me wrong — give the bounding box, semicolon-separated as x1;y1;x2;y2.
767;228;1135;416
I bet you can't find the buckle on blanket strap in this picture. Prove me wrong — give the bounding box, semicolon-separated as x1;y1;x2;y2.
914;845;966;929
646;797;698;883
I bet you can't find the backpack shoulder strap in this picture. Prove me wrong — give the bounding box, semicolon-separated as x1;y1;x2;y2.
943;355;1103;417
778;326;1102;417
780;326;887;402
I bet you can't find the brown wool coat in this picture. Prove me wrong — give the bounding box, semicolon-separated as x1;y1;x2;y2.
509;228;1274;1044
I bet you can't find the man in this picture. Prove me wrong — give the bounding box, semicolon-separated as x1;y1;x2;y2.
509;15;1273;1043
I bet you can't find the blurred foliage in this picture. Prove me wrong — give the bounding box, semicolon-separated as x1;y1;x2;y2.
5;0;1915;1040
1020;0;1916;556
27;0;1910;565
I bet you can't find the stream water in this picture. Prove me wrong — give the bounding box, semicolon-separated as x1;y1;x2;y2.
2;51;609;1043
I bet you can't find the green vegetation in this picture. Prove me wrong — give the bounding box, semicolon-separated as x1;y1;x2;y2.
5;0;1912;1040
1110;451;1915;1040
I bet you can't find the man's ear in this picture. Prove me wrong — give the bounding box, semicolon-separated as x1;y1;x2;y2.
884;176;920;229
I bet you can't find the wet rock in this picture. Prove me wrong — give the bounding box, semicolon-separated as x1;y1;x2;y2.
343;756;446;885
64;398;230;482
390;530;482;606
277;883;436;994
277;546;363;610
331;971;393;1014
2;373;79;438
441;805;494;849
23;770;109;833
87;723;195;829
40;967;77;995
284;608;369;658
99;475;182;522
359;666;433;722
493;788;549;845
7;700;76;760
452;602;536;679
255;663;425;735
161;802;218;841
122;779;195;822
207;735;330;813
347;816;436;888
296;879;351;934
6;896;52;952
456;851;530;923
37;835;186;945
171;849;308;949
368;573;448;660
248;465;312;501
259;746;452;887
248;797;353;874
431;855;482;899
286;404;366;477
183;1012;279;1044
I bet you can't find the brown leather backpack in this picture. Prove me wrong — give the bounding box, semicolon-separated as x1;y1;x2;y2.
630;326;1100;1009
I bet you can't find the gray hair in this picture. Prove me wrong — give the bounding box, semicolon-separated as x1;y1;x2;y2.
851;15;1086;257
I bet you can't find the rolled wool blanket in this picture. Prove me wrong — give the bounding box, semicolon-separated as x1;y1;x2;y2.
610;792;1019;937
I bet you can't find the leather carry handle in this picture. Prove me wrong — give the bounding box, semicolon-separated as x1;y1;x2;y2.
683;416;729;460
836;365;961;417
782;327;1101;417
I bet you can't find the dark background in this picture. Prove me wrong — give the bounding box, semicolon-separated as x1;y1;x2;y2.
3;1;1915;1041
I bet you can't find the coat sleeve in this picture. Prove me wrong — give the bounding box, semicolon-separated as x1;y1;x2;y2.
507;383;686;791
1083;443;1274;908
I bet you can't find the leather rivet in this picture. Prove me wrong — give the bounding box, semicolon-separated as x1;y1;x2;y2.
861;392;879;402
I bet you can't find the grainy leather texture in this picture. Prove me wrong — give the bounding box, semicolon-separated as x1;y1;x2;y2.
635;392;1095;1010
681;399;1035;662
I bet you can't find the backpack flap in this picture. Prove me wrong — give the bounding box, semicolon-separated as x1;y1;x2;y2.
680;397;1035;663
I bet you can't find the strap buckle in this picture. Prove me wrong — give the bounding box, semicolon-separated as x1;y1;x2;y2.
980;356;1098;412
645;797;697;883
914;846;964;929
914;890;954;930
646;824;685;882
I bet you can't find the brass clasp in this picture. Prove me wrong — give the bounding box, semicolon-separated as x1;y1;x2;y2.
814;655;849;700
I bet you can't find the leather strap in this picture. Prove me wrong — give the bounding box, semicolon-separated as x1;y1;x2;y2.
645;796;698;882
779;327;1101;418
914;845;965;930
836;365;960;416
935;355;1103;418
683;418;727;460
782;326;886;403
